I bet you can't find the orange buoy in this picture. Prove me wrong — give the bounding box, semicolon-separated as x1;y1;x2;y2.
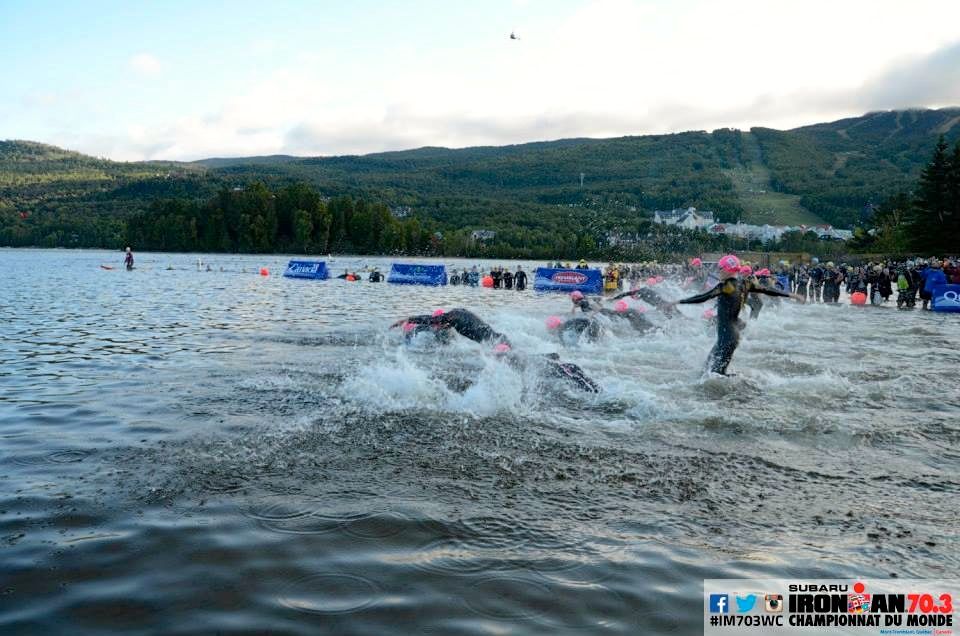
850;291;867;305
481;276;494;288
259;267;269;276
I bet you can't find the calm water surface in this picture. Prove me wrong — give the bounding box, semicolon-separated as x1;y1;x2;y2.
1;248;958;634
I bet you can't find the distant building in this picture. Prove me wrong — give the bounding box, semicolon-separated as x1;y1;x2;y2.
471;230;496;241
390;206;412;219
653;207;715;230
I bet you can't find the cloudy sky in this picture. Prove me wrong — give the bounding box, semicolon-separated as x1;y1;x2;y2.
2;0;959;161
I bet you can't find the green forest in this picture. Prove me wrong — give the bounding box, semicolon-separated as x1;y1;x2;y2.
1;108;959;258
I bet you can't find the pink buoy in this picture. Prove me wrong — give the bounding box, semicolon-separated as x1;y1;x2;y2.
259;267;269;276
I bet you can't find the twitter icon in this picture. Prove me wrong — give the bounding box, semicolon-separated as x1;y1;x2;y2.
736;594;757;613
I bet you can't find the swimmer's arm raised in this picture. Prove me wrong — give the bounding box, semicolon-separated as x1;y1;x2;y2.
676;284;722;304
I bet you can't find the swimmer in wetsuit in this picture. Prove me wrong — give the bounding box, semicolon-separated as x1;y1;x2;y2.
391;308;510;346
609;287;680;318
677;255;802;375
392;309;599;392
546;315;604;346
569;290;597;314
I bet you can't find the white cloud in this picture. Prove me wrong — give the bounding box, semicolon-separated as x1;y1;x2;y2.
128;53;162;75
54;0;960;160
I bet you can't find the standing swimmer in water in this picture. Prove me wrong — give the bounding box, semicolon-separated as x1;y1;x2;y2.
124;247;134;270
390;308;599;392
676;255;803;375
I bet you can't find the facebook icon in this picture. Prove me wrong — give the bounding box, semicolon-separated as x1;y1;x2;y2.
709;594;729;613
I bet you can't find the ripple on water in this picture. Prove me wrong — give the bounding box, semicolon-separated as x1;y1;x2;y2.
278;573;382;615
464;575;626;629
10;448;92;466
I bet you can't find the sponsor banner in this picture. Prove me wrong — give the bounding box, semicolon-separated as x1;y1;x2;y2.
283;260;328;280
931;284;960;313
387;263;447;286
533;267;603;294
704;578;957;635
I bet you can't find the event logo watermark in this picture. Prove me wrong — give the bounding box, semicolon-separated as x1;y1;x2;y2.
704;579;956;634
552;271;588;285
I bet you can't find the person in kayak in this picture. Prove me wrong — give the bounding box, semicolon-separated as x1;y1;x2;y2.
677;255;802;375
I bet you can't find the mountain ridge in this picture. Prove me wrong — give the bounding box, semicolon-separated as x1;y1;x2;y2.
2;107;959;250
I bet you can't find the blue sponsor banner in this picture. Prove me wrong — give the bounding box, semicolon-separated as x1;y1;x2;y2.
283;260;328;280
533;268;603;294
388;263;447;286
931;284;960;313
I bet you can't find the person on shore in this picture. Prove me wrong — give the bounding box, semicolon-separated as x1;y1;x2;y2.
676;255;802;375
514;266;527;291
124;247;134;270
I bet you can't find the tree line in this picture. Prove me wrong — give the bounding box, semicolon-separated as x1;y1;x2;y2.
853;136;960;254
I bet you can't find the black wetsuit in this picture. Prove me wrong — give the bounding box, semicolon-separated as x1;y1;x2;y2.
611;288;679;318
558;317;603;344
574;298;595;313
514;270;527;291
368;271;383;282
404;308;510;346
599;309;656;334
809;267;824;302
505;353;599;393
678;278;791;375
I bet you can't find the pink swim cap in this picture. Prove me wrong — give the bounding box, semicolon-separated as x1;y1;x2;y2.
702;308;717;319
402;322;415;333
545;315;562;330
646;277;657;286
756;268;770;277
614;300;629;313
570;291;584;301
718;254;741;273
739;265;753;275
655;276;664;283
636;305;647;313
691;257;702;266
492;343;511;354
432;309;445;317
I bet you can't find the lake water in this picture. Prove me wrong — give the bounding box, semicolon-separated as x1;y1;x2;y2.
1;248;958;634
